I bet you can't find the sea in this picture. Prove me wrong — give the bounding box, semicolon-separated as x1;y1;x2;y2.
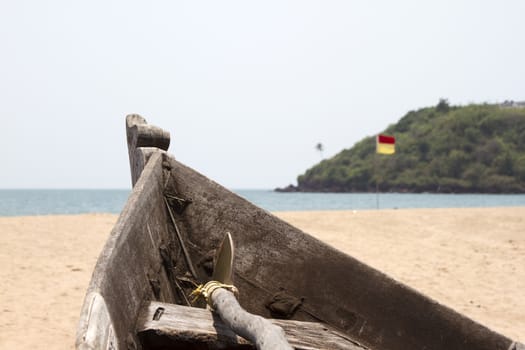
0;189;524;217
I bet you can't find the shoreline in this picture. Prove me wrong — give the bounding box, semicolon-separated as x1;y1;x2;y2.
2;190;525;217
274;184;525;194
1;203;525;218
0;208;523;348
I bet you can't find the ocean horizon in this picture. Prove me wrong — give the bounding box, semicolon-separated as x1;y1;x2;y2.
1;189;525;217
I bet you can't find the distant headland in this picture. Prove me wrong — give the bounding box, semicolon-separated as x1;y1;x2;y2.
277;100;525;193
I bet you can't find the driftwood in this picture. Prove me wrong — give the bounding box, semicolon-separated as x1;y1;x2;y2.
137;301;368;350
211;288;292;350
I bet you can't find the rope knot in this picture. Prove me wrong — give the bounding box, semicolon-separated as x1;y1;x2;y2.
190;280;239;309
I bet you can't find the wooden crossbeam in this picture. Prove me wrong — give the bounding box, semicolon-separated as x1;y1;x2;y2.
136;301;368;350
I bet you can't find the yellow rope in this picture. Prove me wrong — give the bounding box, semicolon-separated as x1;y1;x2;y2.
190;281;239;309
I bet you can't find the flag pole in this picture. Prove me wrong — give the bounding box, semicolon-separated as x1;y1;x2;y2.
374;135;379;209
375;133;395;209
375;152;379;210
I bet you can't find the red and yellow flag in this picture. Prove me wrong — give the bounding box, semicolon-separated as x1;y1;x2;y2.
376;134;395;155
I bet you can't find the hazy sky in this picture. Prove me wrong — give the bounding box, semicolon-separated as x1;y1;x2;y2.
1;1;524;189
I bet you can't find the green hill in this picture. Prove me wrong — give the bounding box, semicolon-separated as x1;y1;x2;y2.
285;101;525;193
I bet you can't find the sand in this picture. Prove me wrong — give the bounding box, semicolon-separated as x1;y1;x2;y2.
0;208;523;349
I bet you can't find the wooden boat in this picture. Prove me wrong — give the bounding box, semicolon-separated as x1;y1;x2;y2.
76;115;523;350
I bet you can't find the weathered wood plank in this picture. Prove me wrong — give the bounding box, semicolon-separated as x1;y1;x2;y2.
76;152;176;350
137;301;368;350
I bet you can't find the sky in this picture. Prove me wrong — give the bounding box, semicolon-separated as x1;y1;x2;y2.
1;1;524;189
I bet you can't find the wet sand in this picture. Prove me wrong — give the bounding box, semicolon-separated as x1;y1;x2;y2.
0;208;523;348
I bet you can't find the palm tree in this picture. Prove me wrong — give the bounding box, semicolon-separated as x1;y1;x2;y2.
315;142;324;159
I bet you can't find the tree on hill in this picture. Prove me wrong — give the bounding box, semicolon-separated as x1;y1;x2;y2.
315;142;324;159
436;98;450;113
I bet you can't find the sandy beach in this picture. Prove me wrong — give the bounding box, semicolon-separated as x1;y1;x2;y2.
0;208;523;349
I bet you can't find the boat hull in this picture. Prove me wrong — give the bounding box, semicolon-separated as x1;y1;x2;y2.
76;116;522;350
